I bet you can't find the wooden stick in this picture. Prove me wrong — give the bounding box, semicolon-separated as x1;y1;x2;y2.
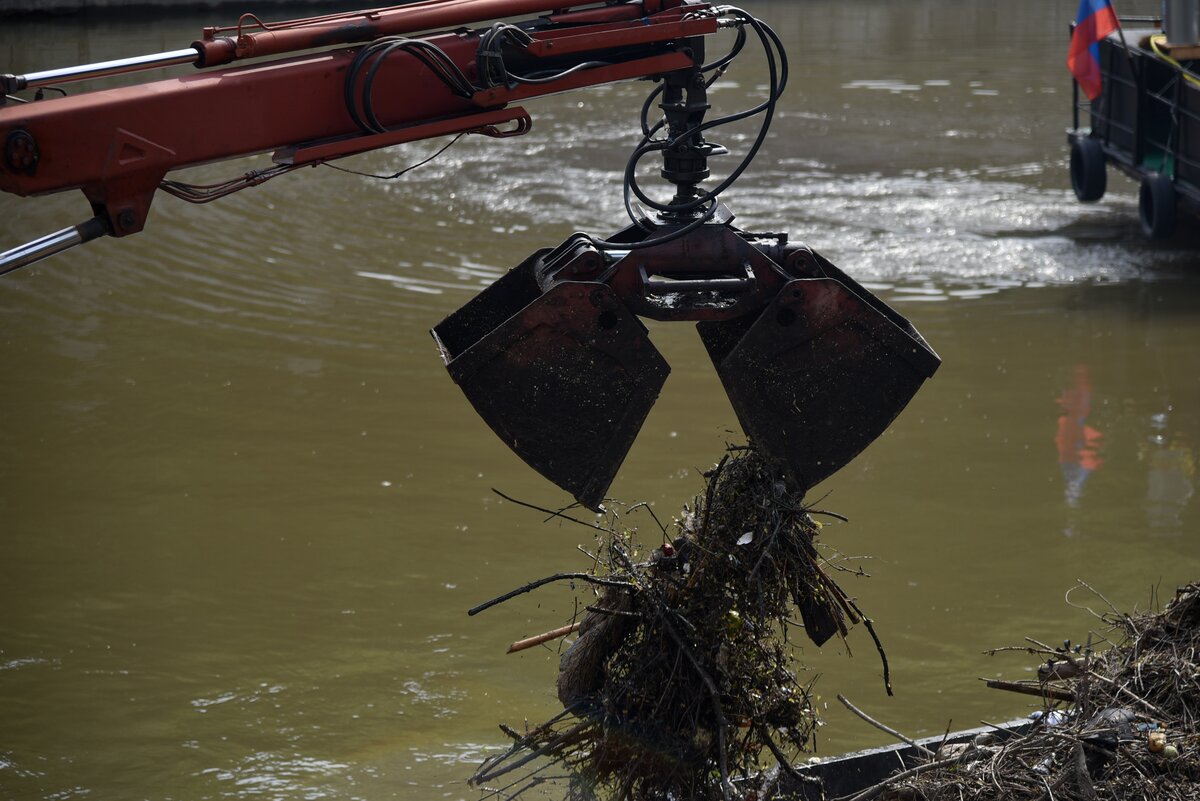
491;487;609;532
984;678;1077;703
806;508;850;522
659;609;734;801
754;723;822;787
837;694;935;759
507;622;582;654
1073;741;1097;801
844;599;892;696
1082;666;1168;718
837;757;961;801
468;572;633;616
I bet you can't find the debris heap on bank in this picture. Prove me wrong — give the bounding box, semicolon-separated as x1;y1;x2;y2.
469;446;883;801
872;582;1200;801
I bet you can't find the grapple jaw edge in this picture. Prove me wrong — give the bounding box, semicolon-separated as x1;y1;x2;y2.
432;212;940;510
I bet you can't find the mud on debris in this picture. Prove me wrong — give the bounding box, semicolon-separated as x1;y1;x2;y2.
469;445;887;801
871;582;1200;801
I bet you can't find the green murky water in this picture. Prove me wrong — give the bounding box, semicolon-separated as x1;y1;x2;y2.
2;1;1200;798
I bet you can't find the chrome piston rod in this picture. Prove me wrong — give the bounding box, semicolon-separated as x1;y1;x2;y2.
2;48;201;94
0;218;108;276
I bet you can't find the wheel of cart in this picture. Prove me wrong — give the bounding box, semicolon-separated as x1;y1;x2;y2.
1067;23;1200;240
1139;172;1178;239
1070;136;1107;202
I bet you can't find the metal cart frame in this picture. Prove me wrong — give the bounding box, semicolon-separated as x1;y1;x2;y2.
1068;20;1200;237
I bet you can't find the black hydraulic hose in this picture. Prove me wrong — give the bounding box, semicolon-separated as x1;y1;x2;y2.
478;23;539;89
637;23;746;138
569;198;721;253
345;36;476;135
621;7;787;222
361;41;476;130
706;22;748;73
513;60;613;84
478;23;617;88
362;40;410;132
337;5;786;256
638;85;664;138
344;39;384;133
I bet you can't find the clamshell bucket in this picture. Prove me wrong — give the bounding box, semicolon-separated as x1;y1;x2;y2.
431;253;669;511
698;251;940;492
432;215;939;509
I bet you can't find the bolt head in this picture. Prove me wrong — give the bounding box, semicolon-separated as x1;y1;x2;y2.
4;129;39;175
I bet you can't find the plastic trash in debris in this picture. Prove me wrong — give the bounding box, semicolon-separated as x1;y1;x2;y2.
1028;709;1067;727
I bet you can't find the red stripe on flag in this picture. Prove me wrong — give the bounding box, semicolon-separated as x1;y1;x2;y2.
1067;6;1119;100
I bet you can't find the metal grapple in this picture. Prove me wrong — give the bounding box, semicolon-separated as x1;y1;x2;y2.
433;206;940;509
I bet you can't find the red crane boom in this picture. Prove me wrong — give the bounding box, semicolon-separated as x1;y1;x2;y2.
1;0;713;251
0;1;941;510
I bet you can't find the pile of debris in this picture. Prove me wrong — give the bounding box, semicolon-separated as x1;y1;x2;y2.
872;582;1200;801
468;446;884;801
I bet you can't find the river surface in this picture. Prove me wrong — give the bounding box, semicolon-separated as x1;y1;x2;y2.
3;1;1200;799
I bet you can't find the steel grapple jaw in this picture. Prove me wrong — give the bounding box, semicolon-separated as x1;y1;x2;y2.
431;208;940;510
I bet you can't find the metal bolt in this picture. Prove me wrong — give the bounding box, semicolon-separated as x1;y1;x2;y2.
117;209;137;232
4;129;38;175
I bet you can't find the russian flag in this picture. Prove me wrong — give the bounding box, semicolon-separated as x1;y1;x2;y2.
1068;0;1119;100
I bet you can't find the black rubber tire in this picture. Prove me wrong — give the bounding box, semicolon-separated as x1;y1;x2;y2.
1139;172;1177;239
1070;137;1107;202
